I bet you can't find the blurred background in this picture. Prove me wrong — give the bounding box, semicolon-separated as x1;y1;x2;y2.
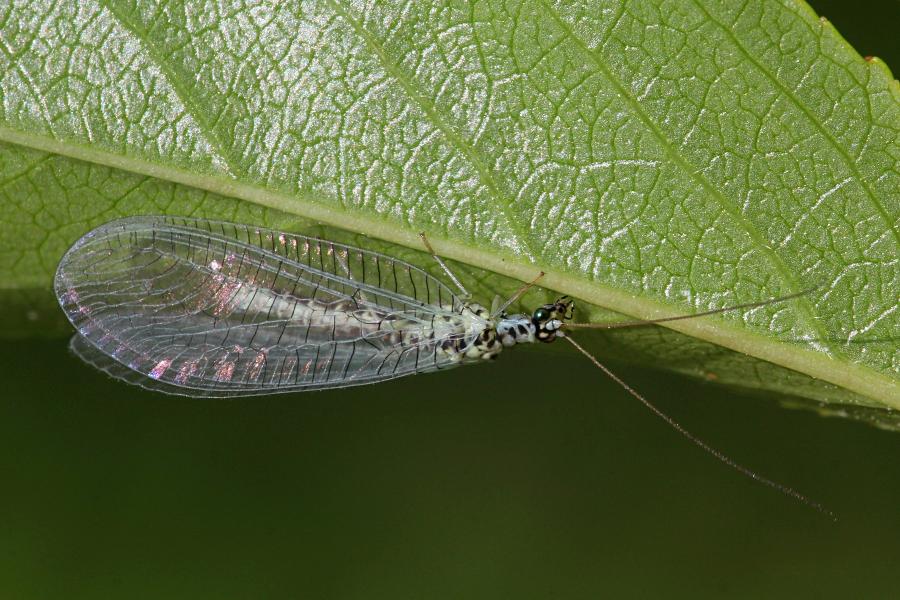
1;1;898;598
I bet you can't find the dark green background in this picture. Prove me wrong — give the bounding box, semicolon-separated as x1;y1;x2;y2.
2;2;898;598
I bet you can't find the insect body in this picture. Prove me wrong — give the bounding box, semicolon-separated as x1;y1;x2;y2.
55;216;829;516
55;216;570;397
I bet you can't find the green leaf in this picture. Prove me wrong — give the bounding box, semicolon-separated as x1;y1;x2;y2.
0;1;897;411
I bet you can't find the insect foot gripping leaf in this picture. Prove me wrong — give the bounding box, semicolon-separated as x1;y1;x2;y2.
0;1;897;414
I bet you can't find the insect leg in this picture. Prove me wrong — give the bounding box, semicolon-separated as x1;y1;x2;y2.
491;271;545;317
418;232;470;300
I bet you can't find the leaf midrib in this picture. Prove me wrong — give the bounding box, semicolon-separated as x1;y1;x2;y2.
1;125;897;405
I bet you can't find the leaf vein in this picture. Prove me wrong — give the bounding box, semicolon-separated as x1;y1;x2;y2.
326;0;538;259
538;0;836;354
692;0;900;247
95;0;242;178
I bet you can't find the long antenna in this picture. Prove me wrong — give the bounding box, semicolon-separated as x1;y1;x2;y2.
565;288;817;330
562;334;835;520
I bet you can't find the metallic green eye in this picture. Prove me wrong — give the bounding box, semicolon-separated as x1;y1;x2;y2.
533;308;550;322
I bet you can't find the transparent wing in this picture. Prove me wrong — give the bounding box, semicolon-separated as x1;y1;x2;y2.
55;216;467;396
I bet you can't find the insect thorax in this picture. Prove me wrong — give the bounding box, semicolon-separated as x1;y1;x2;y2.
431;302;499;362
432;304;537;363
496;314;537;347
420;302;521;363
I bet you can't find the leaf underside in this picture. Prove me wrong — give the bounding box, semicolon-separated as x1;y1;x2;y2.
0;1;897;415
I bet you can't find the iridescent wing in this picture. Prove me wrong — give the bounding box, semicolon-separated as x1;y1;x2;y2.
55;216;468;396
